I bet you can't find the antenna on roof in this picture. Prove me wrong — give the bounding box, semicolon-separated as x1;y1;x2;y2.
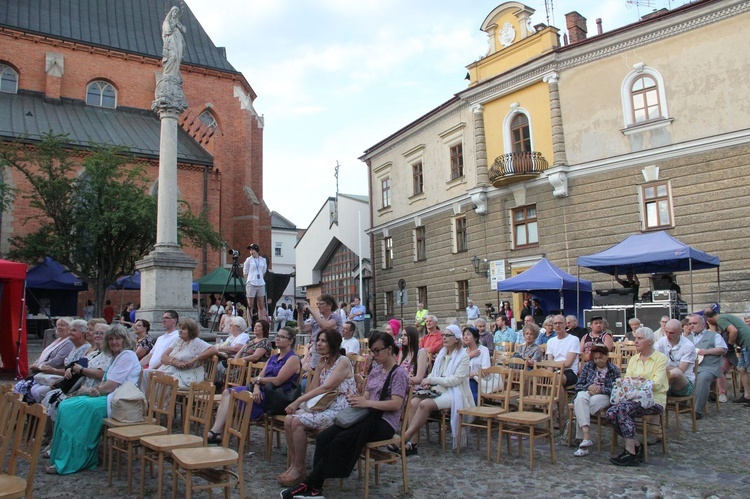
334;160;340;196
544;0;555;26
626;0;656;18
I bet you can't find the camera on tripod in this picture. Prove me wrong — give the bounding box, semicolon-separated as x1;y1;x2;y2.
228;249;240;259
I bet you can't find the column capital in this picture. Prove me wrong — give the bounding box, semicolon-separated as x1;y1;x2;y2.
471;103;484;114
543;72;560;85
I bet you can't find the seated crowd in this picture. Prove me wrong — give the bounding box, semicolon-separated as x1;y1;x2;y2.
11;295;750;497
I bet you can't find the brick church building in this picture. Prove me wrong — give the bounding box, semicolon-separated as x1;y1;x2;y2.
0;0;270;282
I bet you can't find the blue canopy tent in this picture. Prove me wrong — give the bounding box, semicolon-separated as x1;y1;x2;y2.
26;257;87;317
496;258;593;322
112;271;199;292
576;231;721;309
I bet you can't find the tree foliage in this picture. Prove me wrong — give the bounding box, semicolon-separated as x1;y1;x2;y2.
0;133;223;314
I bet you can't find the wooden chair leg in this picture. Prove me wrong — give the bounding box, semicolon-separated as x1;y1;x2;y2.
529;426;535;471
549;419;556;464
363;448;370;499
456;415;463;456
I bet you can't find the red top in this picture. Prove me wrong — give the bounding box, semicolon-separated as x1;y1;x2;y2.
419;330;443;356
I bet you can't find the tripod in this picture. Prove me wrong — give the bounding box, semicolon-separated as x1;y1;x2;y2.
208;253;243;334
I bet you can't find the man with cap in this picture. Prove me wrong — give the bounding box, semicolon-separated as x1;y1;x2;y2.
465;299;480;326
243;243;268;321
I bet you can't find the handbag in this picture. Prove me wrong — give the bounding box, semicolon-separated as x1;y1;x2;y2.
110;381;147;423
170;366;205;389
610;377;655;409
264;381;302;415
33;373;64;386
52;358;90;394
301;391;338;412
335;364;398;428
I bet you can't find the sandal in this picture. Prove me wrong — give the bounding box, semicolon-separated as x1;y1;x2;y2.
404;441;418;456
207;430;222;444
277;467;306;487
386;443;400;453
45;465;58;475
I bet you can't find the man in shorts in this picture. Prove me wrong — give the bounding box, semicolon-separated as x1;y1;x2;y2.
243;243;267;321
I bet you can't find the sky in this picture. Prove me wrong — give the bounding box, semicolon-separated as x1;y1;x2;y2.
186;0;690;229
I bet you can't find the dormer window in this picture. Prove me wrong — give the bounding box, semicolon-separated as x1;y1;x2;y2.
86;80;117;108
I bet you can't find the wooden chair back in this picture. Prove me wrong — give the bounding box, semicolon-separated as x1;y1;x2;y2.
492;350;509;366
295;343;307;357
358;339;370;356
608;352;622;369
618;345;638;371
222;390;253;451
0;391;23;470
147;373;179;429
504;357;526;370
225;358;248;391
477;366;512;410
519;368;558;414
246;362;267;385
498;341;515;354
348;354;366;376
354;374;366;396
184;380;216;443
5;403;47;496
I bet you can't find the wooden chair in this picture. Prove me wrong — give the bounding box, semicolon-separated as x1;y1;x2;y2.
213;358;248;407
138;380;215;499
618;345;638;372
354;387;413;498
533;359;568;430
108;373;180;493
358;339;370;356
497;341;515;354
264;362;305;461
496;368;558;470
423;407;450;451
348;354;367;377
171;390;253;499
565;401;610;450
176;355;220;421
457;366;512;460
0;391;23;472
707;377;722;414
0;403;47;499
665;363;698;438
610;411;667;462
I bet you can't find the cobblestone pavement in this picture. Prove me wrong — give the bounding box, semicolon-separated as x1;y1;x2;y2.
9;339;750;498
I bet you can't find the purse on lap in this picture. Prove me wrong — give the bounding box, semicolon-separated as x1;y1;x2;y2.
300;391;338;412
609;377;655;408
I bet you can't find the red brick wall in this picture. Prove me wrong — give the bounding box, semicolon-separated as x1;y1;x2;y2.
0;28;271;300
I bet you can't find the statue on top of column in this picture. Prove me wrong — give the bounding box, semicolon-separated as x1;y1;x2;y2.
153;5;188;113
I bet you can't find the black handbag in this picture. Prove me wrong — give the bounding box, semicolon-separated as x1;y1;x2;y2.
52;358;90;394
264;381;302;415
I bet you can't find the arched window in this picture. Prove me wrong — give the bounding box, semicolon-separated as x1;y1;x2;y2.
631;75;661;123
86;80;117;108
502;105;534;154
621;64;669;128
510;114;531;153
198;110;218;129
0;64;19;94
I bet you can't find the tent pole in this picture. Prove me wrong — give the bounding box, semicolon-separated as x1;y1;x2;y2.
576;265;593;326
689;257;694;311
16;279;27;379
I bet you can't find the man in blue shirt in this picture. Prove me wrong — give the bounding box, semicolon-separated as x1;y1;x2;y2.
347;297;366;338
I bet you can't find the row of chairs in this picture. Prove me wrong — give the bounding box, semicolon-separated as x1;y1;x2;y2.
0;386;48;499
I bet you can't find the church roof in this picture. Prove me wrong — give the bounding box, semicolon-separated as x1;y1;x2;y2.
0;91;213;165
0;0;236;73
271;211;297;230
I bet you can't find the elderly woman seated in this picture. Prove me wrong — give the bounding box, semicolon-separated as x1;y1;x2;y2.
398;324;474;455
157;318;218;389
606;327;668;466
14;317;75;401
512;323;544;369
28;319;91;404
46;325;142;475
572;344;620;456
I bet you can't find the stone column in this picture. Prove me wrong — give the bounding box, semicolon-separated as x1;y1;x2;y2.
544;72;568;167
136;7;197;330
472;104;490;187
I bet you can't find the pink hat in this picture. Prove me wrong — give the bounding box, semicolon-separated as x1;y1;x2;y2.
388;319;401;337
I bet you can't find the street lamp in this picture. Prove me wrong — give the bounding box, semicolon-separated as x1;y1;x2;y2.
471;256;488;277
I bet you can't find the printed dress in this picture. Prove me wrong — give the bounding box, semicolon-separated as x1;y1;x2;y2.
297;355;356;430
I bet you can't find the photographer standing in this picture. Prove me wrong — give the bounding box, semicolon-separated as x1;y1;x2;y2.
243;243;268;321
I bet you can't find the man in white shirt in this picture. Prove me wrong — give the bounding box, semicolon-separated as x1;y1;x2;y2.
689;314;727;419
465;299;481;326
654;318;696;398
341;321;360;355
139;310;180;393
546;314;581;387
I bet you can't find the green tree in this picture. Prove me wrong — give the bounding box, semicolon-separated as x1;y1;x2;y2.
0;133;223;314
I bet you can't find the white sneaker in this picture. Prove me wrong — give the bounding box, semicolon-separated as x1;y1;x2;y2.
579;439;594;448
574;447;590;457
718;394;728;403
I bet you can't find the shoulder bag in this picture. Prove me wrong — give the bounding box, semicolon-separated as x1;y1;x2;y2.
335;364;398;428
264;381;302;415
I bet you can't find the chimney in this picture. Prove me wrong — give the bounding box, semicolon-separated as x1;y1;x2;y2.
596;18;603;35
44;52;64;100
565;11;587;44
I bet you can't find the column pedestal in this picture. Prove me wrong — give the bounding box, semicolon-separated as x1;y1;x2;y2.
137;250;197;330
